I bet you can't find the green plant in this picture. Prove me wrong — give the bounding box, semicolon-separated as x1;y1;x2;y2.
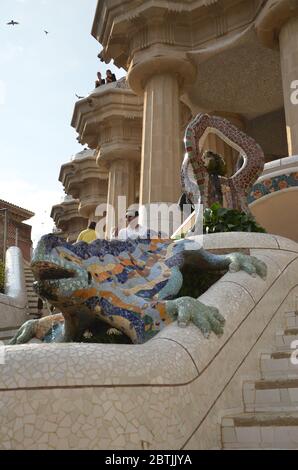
203;203;266;234
0;261;5;294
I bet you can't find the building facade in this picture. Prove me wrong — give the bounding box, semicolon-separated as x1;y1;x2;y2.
52;0;298;241
0;199;34;262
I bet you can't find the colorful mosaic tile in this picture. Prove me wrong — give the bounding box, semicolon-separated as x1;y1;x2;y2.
9;233;266;346
181;113;264;213
248;172;298;204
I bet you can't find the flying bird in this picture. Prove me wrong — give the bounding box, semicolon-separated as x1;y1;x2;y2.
75;94;84;99
7;20;19;26
44;30;49;35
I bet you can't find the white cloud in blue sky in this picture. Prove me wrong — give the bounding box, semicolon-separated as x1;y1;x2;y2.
0;80;6;105
1;0;124;244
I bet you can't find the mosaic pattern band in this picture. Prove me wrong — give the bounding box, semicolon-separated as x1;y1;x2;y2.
248;172;298;204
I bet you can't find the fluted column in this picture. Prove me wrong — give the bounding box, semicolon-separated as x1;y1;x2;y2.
280;16;298;156
106;160;136;238
140;73;182;205
256;0;298;156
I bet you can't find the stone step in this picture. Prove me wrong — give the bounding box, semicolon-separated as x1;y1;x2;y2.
27;294;38;300
222;412;298;449
27;303;39;309
276;328;298;351
285;311;298;329
244;379;298;412
27;291;37;296
260;352;298;380
25;284;35;290
27;294;38;299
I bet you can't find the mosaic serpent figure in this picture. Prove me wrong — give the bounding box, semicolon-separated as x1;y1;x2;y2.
181;113;264;214
10;234;266;345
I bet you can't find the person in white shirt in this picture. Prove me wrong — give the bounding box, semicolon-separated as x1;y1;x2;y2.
117;210;148;240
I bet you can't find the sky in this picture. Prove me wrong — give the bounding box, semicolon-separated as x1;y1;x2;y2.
0;0;124;245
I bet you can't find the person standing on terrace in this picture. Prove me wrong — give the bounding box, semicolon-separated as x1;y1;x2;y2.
95;71;105;88
106;69;116;83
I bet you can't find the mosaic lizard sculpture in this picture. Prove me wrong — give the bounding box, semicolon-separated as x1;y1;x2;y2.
10;234;266;345
181;113;264;214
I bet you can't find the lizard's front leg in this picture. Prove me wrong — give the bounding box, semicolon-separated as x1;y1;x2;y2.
164;297;225;338
183;247;267;279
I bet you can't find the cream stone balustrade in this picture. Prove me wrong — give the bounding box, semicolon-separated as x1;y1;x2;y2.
71;79;143;238
50;196;88;243
59;149;108;224
256;0;298;156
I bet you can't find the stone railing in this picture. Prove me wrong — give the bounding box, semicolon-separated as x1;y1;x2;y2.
0;247;28;343
248;155;298;204
1;233;298;449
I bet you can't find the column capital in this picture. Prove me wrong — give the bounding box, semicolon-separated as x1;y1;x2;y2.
256;0;298;49
127;47;197;96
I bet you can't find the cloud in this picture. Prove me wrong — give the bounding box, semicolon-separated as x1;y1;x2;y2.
0;80;6;105
0;177;62;246
0;44;24;65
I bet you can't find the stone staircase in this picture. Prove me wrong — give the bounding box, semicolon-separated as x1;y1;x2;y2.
23;262;40;318
221;310;298;449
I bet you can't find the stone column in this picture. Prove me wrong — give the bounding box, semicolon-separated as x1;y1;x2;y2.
106;159;136;238
140;73;181;204
280;15;298;156
128;52;196;234
256;1;298;156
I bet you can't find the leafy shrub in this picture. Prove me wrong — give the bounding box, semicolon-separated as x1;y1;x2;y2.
0;261;5;294
203;203;266;234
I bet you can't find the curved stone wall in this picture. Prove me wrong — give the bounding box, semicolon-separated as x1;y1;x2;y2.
0;233;297;449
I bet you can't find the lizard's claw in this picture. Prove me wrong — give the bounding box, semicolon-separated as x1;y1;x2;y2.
9;320;37;345
166;297;225;338
228;253;267;279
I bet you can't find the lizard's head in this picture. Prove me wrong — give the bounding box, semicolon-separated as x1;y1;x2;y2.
31;234;93;308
